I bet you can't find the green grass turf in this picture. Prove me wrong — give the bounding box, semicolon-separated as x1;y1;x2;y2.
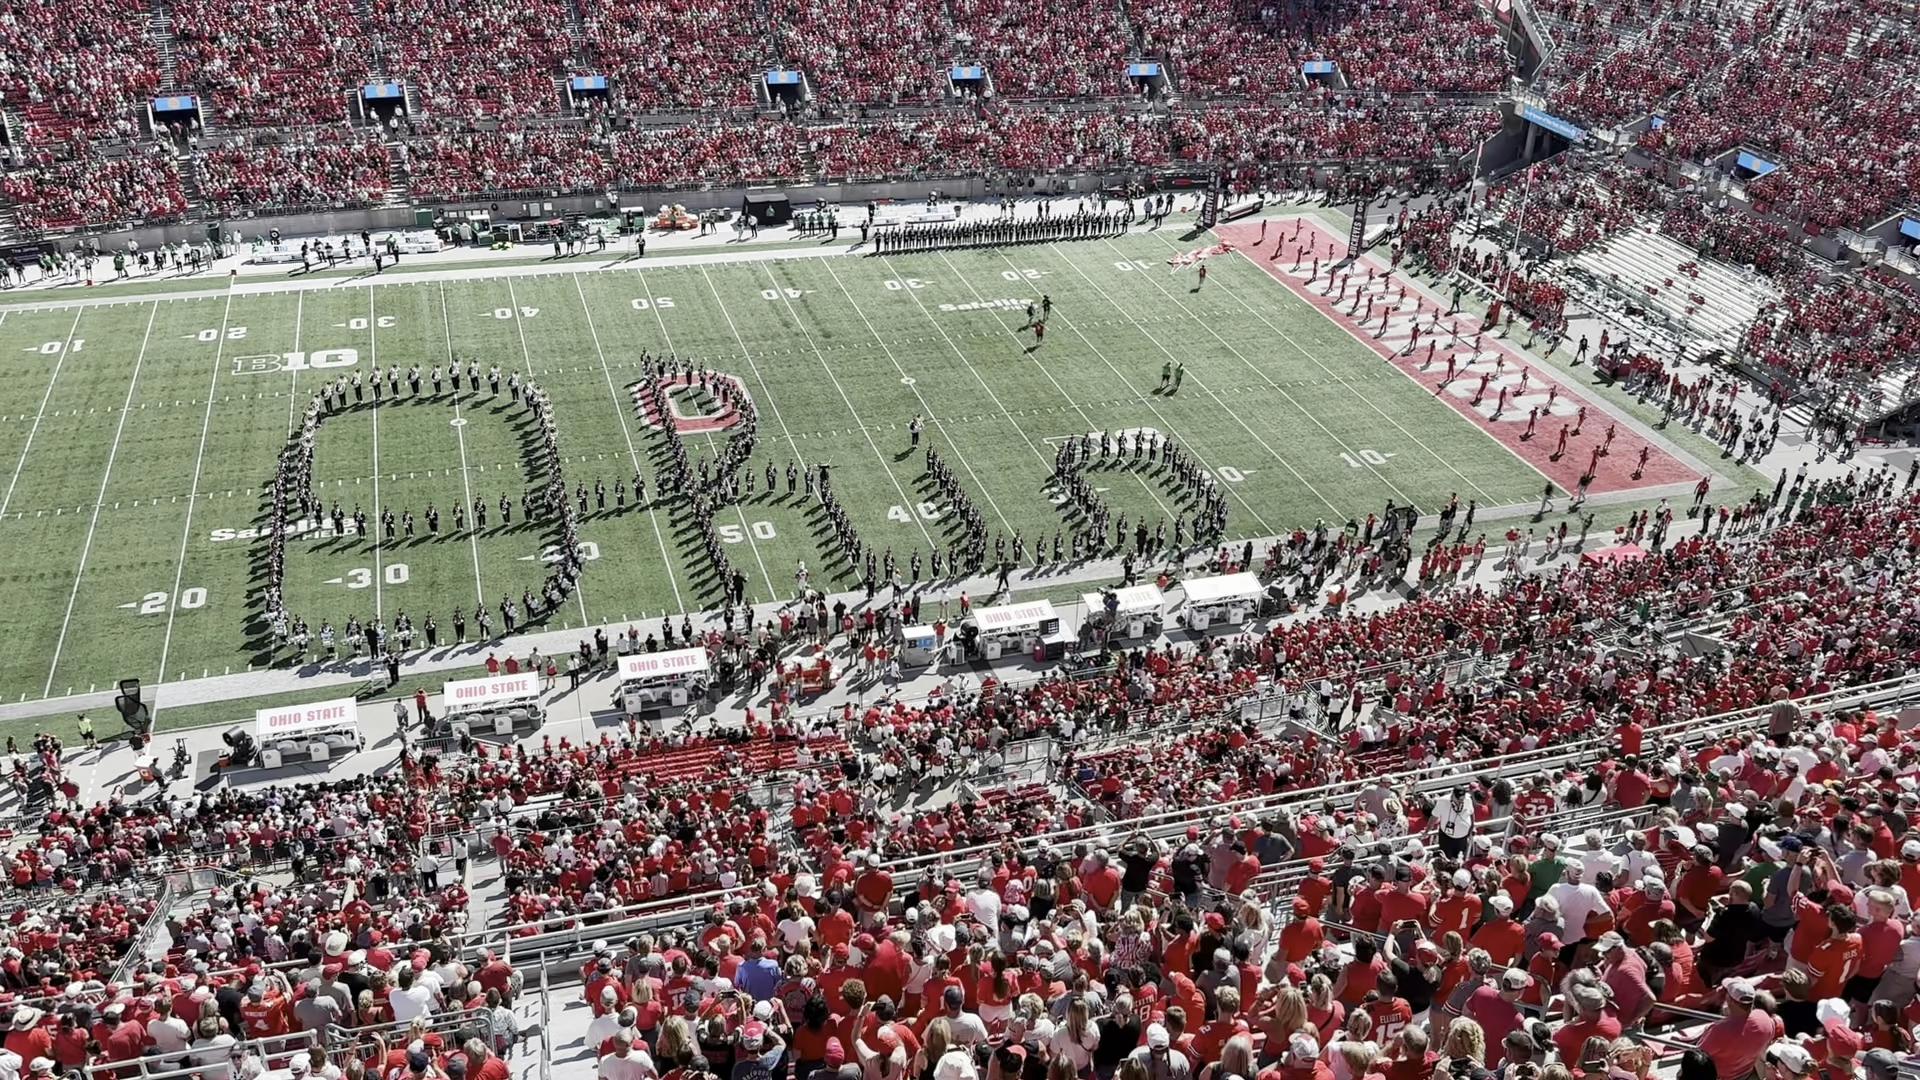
0;233;1672;703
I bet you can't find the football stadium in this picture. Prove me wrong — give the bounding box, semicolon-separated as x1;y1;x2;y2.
0;3;1914;1080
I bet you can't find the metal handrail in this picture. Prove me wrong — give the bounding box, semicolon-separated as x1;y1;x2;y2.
80;1007;482;1080
422;672;1920;983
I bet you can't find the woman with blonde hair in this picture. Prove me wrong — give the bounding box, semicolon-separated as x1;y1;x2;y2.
1325;1009;1377;1080
1257;985;1309;1055
1111;907;1152;970
1238;899;1274;960
1442;1019;1486;1066
919;1018;954;1080
654;1015;695;1069
1304;975;1345;1047
1331;1041;1377;1080
1605;1040;1654;1080
1050;998;1099;1076
1197;1035;1257;1080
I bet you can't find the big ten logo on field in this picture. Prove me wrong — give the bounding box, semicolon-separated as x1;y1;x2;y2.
231;349;361;376
631;372;751;435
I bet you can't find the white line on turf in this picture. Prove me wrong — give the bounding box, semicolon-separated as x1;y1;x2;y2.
755;265;937;551
697;266;816;484
439;284;487;605
44;302;161;695
505;278;589;625
368;289;385;622
1066;242;1402;508
815;258;1024;535
626;267;778;606
0;310;82;523
568;274;685;614
156;294;236;684
1134;234;1496;503
284;292;305;435
1008;247;1325;526
934;250;1256;530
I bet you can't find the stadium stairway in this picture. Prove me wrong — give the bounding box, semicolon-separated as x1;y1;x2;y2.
1567;223;1778;354
603;735;850;784
147;0;183;91
381;142;413;207
561;0;587;58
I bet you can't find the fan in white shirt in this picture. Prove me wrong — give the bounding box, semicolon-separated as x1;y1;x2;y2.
597;1035;657;1080
1547;863;1610;942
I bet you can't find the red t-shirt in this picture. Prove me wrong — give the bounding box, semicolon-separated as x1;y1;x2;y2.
1553;1015;1623;1064
1376;888;1431;932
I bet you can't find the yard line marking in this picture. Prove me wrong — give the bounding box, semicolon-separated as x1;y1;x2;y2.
505;279;588;625
368;289;385;622
1074;242;1387;510
1135;233;1494;503
440;284;487;605
0;310;80;523
285;292;305;435
755;264;937;550
45;302;160;695
157;294;235;685
1022;248;1327;526
934;251;1236;529
569;274;683;613
628;268;776;605
814;259;1024;535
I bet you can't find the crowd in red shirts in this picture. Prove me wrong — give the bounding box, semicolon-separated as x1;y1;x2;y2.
1168;102;1500;166
1528;0;1691;83
167;0;376;128
946;0;1132;99
575;0;763;113
1125;0;1298;97
1658;194;1806;278
1488;159;1657;257
0;149;189;233
199;134;393;214
1290;0;1510;94
1633;0;1920;233
1742;269;1920;394
0;0;158;144
0;480;1917;1080
400;126;616;201
370;0;574;118
381;103;1496;204
770;0;949;106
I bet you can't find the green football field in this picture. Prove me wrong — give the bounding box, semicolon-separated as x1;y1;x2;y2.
0;231;1555;701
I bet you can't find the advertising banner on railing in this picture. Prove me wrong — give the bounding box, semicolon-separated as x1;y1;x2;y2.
442;672;539;711
255;698;357;740
1521;106;1587;143
618;647;710;681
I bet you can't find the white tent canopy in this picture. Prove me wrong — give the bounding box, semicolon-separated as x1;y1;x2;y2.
1183;572;1262;607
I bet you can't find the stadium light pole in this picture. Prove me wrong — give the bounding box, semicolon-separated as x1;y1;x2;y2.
1501;161;1535;297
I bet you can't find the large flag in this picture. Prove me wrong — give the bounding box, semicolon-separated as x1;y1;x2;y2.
1166;240;1235;272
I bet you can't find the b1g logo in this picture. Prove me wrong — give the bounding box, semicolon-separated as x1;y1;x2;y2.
231;349;361;376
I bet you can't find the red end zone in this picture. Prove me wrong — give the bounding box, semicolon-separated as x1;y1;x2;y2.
1212;219;1699;497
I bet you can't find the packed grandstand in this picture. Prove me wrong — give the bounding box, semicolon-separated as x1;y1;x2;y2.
3;6;1920;1080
